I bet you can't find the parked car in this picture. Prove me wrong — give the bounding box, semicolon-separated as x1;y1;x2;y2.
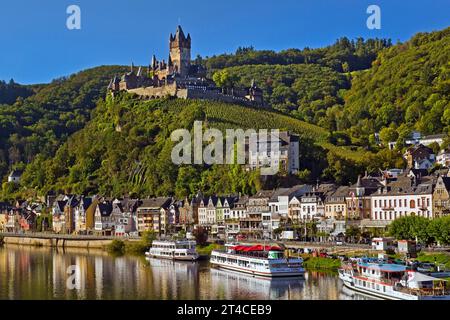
336;241;343;246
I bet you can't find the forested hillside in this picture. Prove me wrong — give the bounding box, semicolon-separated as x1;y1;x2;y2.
338;27;450;147
0;80;35;104
15;95;355;199
212;64;349;121
203;37;392;73
0;66;128;179
208;27;449;149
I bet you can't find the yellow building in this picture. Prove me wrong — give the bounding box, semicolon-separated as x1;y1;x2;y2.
433;175;450;218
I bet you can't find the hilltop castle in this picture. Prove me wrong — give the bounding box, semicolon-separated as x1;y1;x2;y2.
108;26;265;107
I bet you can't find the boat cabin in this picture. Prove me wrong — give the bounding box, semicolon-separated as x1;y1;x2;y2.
227;245;284;259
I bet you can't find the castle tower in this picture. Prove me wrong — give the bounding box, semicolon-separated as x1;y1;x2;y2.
169;25;191;77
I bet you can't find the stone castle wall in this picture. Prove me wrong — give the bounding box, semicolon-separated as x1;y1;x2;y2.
127;85;263;107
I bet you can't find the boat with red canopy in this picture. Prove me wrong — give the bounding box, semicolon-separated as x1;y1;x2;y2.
210;244;304;277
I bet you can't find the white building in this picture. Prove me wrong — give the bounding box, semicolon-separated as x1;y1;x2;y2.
437;150;450;167
371;177;434;222
229;196;248;220
269;185;312;219
198;199;208;226
247;131;300;175
7;170;21;183
300;192;325;221
262;211;272;239
198;196;219;226
94;201;114;235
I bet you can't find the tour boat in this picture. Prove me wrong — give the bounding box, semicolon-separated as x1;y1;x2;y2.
338;258;450;300
210;244;305;278
145;240;199;261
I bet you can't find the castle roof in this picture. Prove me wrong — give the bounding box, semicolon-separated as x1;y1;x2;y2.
170;25;191;44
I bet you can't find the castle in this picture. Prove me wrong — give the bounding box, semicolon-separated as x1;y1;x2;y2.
108;26;265;107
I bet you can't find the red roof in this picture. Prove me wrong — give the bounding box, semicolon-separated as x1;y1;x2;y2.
232;245;282;252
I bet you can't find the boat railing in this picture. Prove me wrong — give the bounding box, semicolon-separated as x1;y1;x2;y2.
394;286;450;296
214;250;302;262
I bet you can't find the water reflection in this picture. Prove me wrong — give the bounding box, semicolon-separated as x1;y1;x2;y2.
0;246;371;300
209;268;305;300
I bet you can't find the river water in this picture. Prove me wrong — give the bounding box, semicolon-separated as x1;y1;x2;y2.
0;246;372;300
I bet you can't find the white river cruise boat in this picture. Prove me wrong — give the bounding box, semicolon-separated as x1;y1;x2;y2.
339;258;450;300
145;240;199;261
210;244;304;278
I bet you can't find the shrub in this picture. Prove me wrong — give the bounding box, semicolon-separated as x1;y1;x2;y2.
107;239;125;255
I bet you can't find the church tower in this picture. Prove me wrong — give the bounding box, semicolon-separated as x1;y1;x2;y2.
169;25;191;77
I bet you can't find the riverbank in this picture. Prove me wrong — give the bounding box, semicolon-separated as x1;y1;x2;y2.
416;252;450;268
2;235;115;249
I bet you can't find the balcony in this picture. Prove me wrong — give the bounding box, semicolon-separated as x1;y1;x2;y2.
240;217;262;222
239;227;263;233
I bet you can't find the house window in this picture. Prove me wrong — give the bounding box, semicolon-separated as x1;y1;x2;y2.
410;200;416;209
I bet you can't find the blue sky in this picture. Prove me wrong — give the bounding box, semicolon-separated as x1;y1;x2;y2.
0;0;449;84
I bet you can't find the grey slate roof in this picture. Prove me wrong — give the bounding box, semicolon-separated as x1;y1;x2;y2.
139;197;172;209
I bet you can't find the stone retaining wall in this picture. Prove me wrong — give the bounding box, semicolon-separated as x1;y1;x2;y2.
3;237;112;249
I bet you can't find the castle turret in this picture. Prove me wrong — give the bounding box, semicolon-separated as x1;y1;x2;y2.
136;66;142;77
151;55;157;70
169;25;191;77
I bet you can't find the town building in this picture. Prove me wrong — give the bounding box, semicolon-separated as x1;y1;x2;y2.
325;186;349;220
111;198;139;237
240;190;273;239
52;199;68;233
437;149;450;167
247;131;300;175
94;199;114;235
268;185;311;219
7;170;21;183
297;184;336;221
178;192;203;227
63;196;79;234
288;196;301;223
403;144;435;169
346;175;383;220
432;174;450;217
74;196;97;234
136;197;172;235
224;196;248;239
371;174;434;223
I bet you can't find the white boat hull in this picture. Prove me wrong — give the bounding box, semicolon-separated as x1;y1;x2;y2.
210;250;305;278
211;261;305;278
145;252;199;261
